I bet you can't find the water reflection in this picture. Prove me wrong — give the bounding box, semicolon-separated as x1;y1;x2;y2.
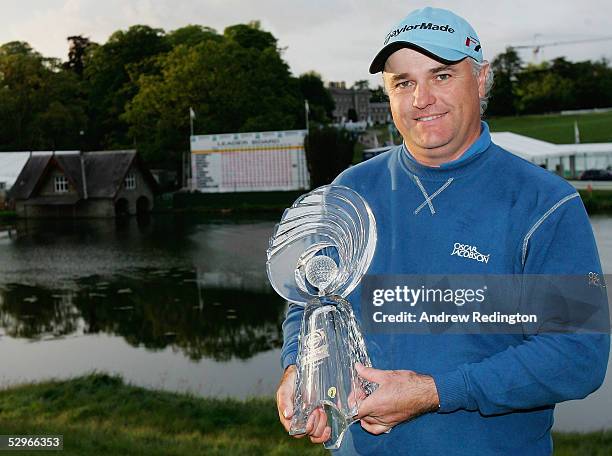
0;214;611;430
0;284;81;339
0;268;285;361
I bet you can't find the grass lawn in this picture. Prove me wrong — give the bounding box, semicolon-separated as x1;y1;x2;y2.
0;374;609;455
579;189;612;213
552;432;612;456
487;111;612;144
362;111;612;154
0;374;326;456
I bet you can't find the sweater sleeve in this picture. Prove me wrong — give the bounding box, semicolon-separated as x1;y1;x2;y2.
432;194;610;415
280;302;303;369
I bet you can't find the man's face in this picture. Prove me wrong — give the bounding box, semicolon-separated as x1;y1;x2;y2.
383;48;488;166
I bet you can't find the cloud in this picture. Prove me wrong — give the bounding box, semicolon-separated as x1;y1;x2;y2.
1;0;611;87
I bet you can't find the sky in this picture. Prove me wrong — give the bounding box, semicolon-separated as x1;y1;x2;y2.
1;0;612;87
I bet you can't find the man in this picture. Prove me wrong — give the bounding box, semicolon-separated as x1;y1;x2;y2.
277;7;609;454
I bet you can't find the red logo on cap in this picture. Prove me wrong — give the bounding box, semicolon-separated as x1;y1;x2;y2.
465;36;481;52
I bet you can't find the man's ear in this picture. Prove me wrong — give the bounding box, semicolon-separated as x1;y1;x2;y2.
477;62;490;99
381;71;388;95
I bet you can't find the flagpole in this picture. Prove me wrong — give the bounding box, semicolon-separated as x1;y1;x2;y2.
190;109;194;138
304;99;310;189
188;107;196;190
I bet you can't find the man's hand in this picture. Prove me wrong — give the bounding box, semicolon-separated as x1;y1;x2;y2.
276;365;331;444
355;363;440;435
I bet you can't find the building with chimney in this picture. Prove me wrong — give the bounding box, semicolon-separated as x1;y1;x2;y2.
327;81;391;125
9;150;157;218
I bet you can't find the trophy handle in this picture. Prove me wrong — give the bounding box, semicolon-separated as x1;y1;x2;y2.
289;296;377;449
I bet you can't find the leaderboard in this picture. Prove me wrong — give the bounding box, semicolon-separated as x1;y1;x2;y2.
190;130;310;192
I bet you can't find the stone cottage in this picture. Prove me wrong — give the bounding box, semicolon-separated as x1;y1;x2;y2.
10;150;157;218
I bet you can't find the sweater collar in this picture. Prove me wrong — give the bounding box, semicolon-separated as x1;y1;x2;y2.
398;121;493;180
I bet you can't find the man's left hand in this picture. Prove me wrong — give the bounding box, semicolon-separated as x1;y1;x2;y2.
354;363;440;435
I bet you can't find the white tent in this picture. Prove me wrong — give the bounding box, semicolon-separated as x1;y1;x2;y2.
490;132;612;176
489;132;559;161
364;132;612;178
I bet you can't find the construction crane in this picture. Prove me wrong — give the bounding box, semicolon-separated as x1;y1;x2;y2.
514;36;612;62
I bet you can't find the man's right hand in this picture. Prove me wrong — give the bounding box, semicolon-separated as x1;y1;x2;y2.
276;364;331;444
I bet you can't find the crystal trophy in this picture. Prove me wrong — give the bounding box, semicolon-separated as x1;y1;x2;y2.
266;185;377;449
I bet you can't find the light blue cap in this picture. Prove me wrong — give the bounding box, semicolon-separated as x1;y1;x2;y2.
369;7;483;74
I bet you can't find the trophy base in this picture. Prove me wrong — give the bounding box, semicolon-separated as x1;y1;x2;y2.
288;400;356;450
289;295;376;450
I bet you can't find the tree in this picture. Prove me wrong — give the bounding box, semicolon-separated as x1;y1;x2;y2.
0;42;46;148
0;41;85;150
223;21;277;51
0;41;34;55
167;25;220;48
298;71;335;124
305;126;355;187
549;57;612;109
515;63;575;114
30;67;87;150
64;35;93;76
123;25;302;171
488;47;522;116
370;85;388;103
487;49;612;116
83;25;171;150
492;46;522;76
352;80;370;90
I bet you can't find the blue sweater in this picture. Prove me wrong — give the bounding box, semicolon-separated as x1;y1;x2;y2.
280;123;610;455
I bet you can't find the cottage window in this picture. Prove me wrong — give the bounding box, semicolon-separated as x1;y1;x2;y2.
54;175;68;193
125;173;136;190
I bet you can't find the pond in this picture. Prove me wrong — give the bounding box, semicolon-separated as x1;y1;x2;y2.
0;213;610;431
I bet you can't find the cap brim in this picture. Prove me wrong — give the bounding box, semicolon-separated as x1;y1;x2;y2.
369;42;467;74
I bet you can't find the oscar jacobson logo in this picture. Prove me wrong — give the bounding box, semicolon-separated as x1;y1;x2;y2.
451;242;490;263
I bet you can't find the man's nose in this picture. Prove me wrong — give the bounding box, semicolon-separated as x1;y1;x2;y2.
413;83;435;109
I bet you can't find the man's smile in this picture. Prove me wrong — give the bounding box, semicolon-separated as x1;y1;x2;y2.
414;113;447;122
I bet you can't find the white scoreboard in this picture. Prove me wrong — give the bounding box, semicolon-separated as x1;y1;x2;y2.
190;129;310;193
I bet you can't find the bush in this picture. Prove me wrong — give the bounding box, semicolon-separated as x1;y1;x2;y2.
305;127;356;188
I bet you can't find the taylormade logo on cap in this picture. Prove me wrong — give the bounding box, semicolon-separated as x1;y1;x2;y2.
384;22;455;45
369;7;484;74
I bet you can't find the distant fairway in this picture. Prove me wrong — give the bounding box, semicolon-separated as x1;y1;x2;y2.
487;111;612;144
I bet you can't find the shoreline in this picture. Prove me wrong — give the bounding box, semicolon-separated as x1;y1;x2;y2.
156;188;612;216
0;374;608;455
2;187;611;220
